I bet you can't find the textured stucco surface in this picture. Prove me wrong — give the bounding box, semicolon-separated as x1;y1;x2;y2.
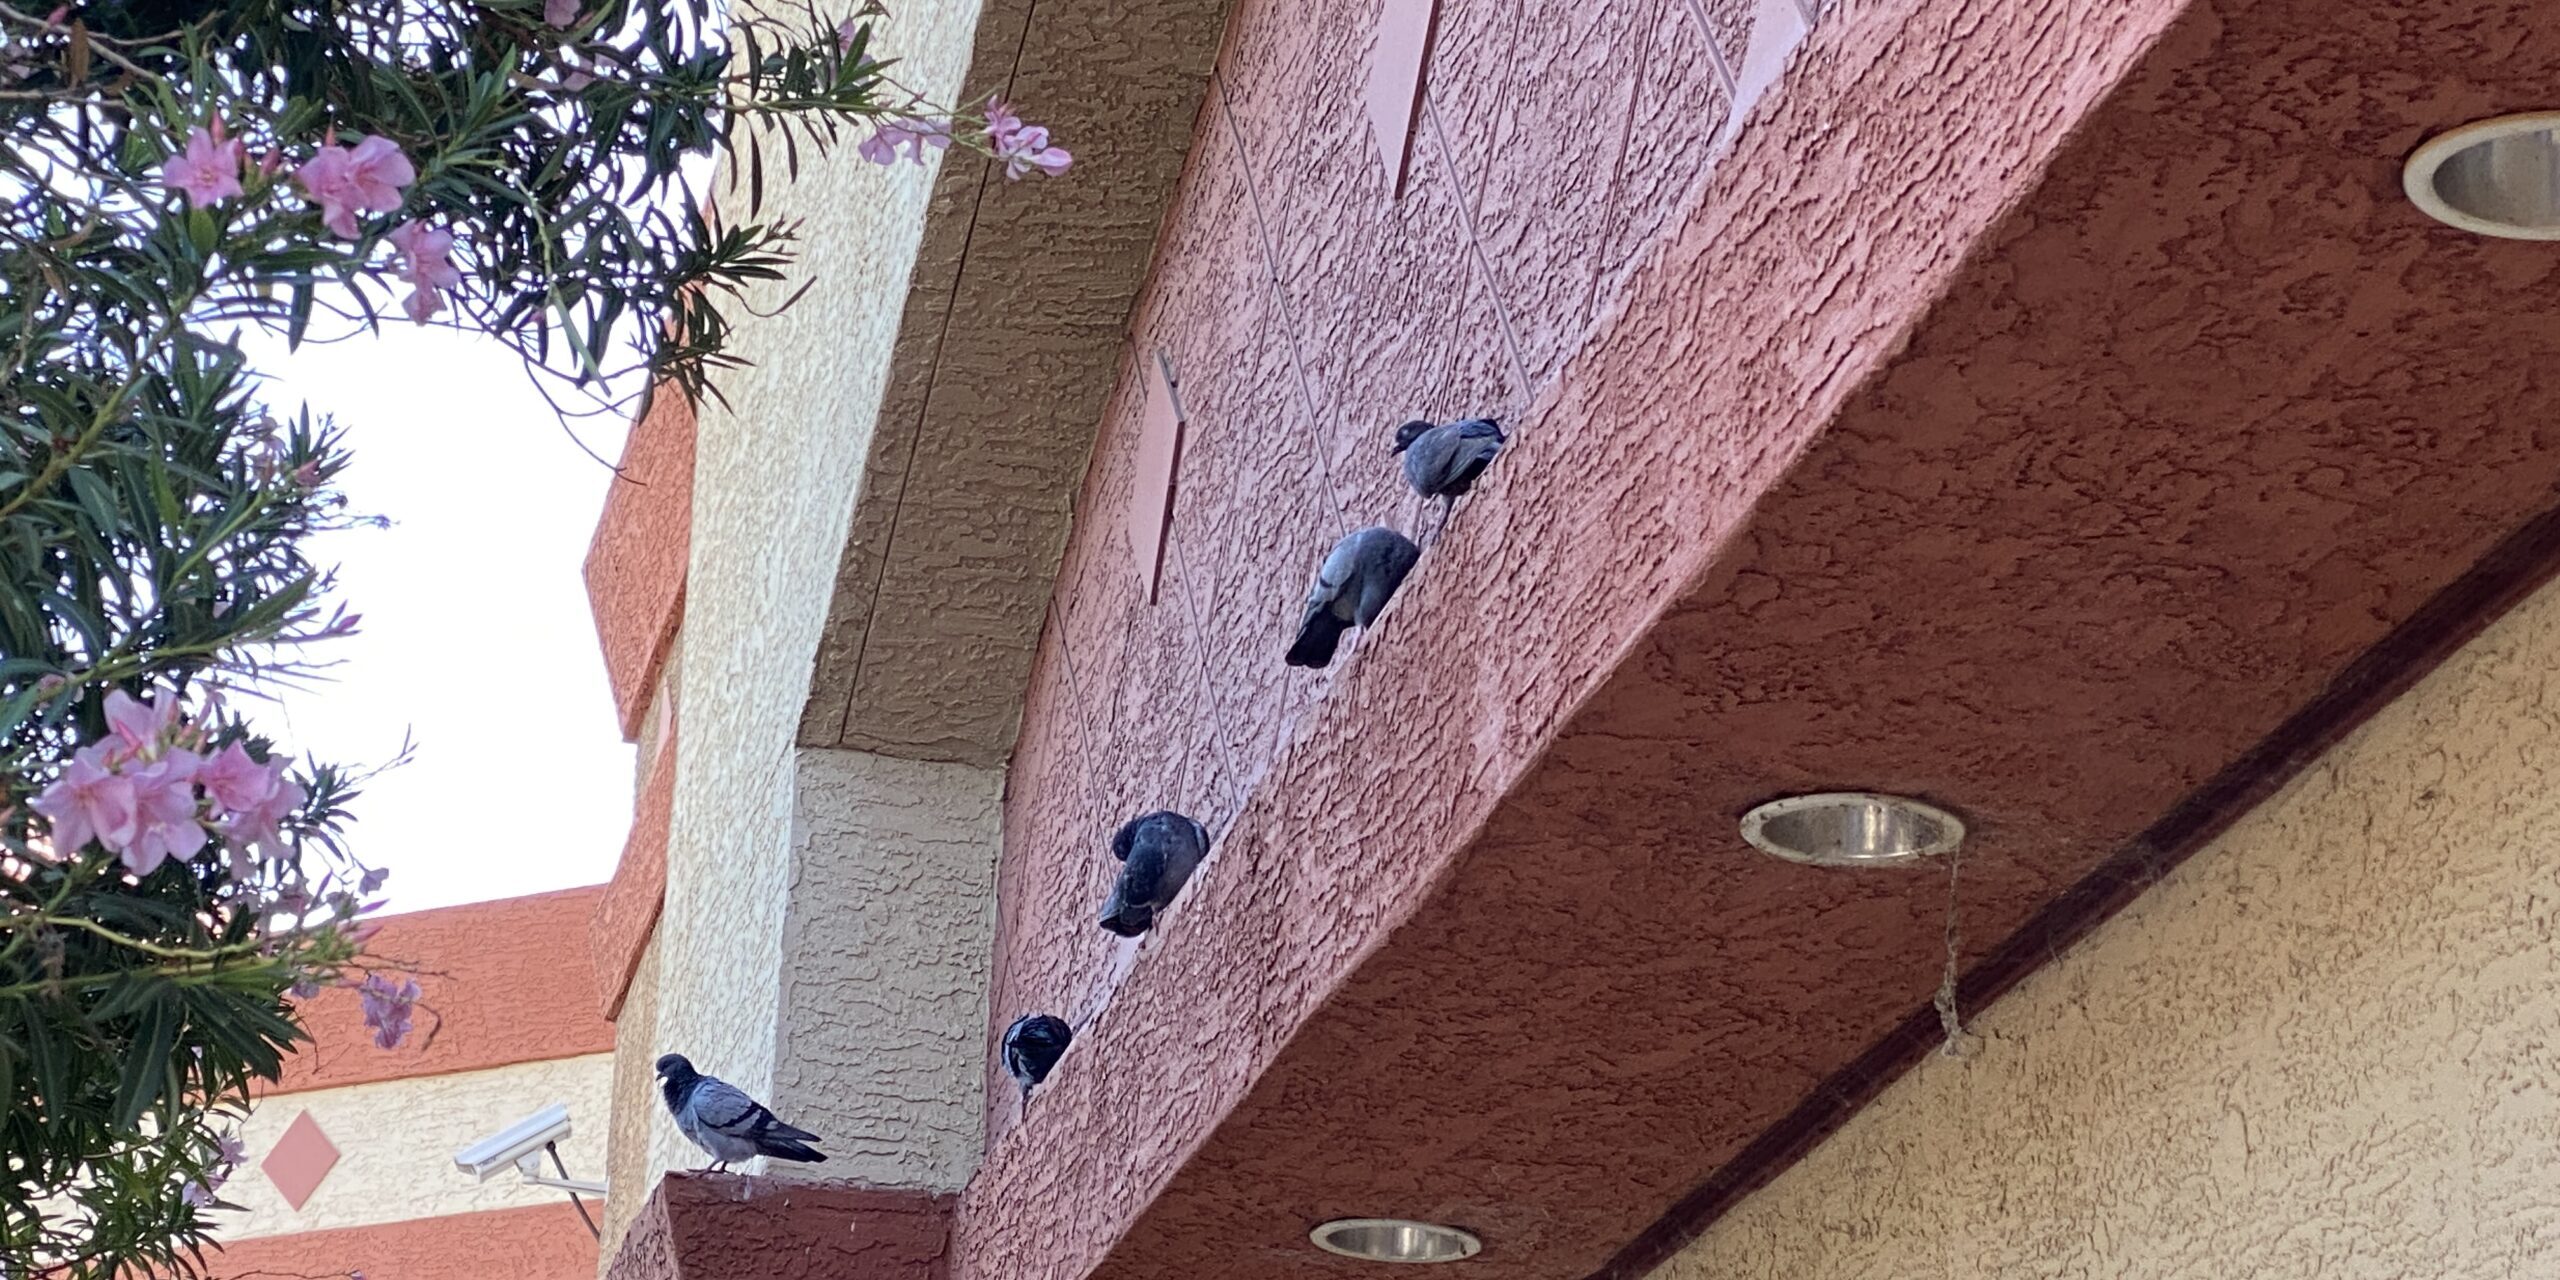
770;747;1002;1192
604;1173;952;1280
220;1054;614;1239
1649;551;2560;1279
795;0;1232;766
646;0;988;1200
602;928;665;1258
280;887;614;1094
593;713;676;1019
586;385;695;740
208;1203;599;1280
960;1;2560;1279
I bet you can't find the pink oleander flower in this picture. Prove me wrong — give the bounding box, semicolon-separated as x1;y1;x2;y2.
161;121;245;209
544;0;579;25
119;749;206;877
388;220;462;324
983;95;1023;145
359;974;420;1049
360;866;390;894
836;16;861;51
993;123;1071;180
859;115;952;166
103;687;180;761
195;740;274;815
212;1134;246;1169
225;765;304;857
27;746;137;856
180;1179;217;1208
296;135;416;239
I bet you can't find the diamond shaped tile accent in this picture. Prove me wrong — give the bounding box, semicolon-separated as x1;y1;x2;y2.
260;1109;340;1211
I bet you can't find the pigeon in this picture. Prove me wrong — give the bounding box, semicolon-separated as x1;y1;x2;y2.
1001;1014;1074;1098
654;1054;826;1172
1285;526;1421;669
1098;810;1210;937
1393;417;1505;515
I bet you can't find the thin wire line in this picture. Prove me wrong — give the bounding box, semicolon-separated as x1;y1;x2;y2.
1161;508;1255;837
1419;91;1537;408
1213;76;1358;534
1674;0;1743;98
1042;595;1111;830
828;0;1046;743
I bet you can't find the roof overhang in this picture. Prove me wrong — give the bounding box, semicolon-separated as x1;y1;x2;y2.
792;0;1236;767
944;0;2560;1278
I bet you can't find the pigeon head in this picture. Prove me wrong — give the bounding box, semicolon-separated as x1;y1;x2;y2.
654;1053;696;1081
1390;419;1434;453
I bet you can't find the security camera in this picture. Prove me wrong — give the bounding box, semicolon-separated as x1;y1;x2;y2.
454;1104;575;1182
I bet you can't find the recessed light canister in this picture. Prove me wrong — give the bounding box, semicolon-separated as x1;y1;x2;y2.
1739;792;1965;868
2403;112;2560;240
1309;1218;1483;1264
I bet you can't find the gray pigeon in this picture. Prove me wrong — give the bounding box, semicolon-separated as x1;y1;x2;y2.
655;1054;825;1172
1285;526;1421;669
1098;810;1210;937
1393;417;1505;515
1001;1013;1073;1098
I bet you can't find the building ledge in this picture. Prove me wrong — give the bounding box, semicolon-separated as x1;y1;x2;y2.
602;1174;952;1280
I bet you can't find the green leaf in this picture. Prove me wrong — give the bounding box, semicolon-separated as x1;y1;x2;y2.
112;992;177;1130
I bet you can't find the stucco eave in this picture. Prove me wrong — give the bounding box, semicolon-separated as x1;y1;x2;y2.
796;0;1237;767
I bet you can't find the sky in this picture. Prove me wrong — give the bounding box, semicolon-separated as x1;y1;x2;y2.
243;326;638;913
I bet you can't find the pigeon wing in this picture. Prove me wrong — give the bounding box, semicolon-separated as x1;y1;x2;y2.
1117;839;1171;910
685;1078;761;1134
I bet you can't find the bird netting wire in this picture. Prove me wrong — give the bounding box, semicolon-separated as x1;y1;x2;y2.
1933;842;1968;1057
1213;78;1359;536
1419;89;1539;405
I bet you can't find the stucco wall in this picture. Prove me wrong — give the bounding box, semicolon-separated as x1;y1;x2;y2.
987;0;1811;1125
281;886;614;1094
601;929;663;1256
221;1054;614;1239
1647;569;2560;1276
772;747;1003;1192
645;0;988;1196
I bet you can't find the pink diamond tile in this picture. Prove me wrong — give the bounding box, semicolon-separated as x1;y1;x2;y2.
260;1109;340;1211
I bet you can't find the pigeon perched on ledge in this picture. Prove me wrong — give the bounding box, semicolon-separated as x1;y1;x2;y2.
1099;810;1210;937
655;1053;826;1172
1394;417;1505;512
1002;1014;1074;1098
1286;526;1421;669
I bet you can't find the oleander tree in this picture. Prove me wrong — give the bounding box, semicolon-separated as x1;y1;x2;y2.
0;0;1067;1273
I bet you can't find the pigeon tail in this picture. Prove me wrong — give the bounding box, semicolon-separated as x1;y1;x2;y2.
1287;611;1348;668
756;1137;827;1163
1099;901;1155;937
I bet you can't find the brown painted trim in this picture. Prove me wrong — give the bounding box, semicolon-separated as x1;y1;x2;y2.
604;1172;953;1280
1583;495;2560;1280
585;381;696;743
200;1201;598;1279
591;724;677;1020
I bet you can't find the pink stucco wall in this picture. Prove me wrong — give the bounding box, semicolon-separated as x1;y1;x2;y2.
988;0;1769;1131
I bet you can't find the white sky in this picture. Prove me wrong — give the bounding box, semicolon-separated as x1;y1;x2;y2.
244;327;637;913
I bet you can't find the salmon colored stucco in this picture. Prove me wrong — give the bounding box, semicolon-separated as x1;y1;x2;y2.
586;384;696;742
958;0;2560;1277
593;723;677;1019
277;887;614;1094
202;1203;598;1280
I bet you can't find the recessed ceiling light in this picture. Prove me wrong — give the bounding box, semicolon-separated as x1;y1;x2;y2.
1309;1218;1483;1264
2403;112;2560;240
1739;792;1965;868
